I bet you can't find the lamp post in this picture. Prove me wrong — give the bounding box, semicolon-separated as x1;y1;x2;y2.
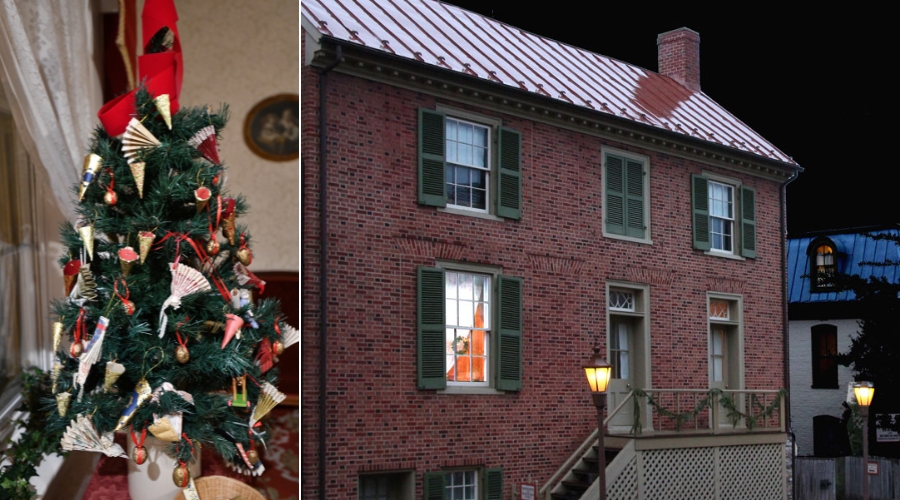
853;381;875;500
583;347;612;500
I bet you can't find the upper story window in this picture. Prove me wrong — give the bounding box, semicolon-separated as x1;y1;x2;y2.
602;148;651;244
691;174;756;259
807;237;837;292
418;108;521;220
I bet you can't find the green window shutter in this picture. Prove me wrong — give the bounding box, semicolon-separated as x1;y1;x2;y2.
496;127;522;220
496;275;522;391
418;109;446;207
483;468;503;500
605;154;625;235
418;267;446;390
691;174;710;251
740;186;757;259
423;471;445;500
624;159;645;239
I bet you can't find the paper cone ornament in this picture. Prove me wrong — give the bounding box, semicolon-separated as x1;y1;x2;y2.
233;262;266;293
56;392;71;417
104;361;125;391
118;246;139;276
250;382;286;427
148;413;182;442
114;378;152;431
221;314;243;349
188;125;220;164
79;154;103;201
138;231;155;264
122;118;161;164
64;259;81;295
129;162;146;198
154;94;172;129
78;224;95;261
158;263;212;337
194;186;211;213
53;321;64;353
51;362;62;393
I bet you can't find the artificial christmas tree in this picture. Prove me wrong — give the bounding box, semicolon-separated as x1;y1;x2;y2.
5;1;297;497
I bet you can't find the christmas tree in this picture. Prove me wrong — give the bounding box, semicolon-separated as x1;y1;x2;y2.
31;0;296;491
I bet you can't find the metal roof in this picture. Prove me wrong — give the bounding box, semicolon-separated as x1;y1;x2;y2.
302;0;797;166
787;228;900;304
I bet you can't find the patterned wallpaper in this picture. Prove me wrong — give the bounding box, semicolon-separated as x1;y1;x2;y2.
175;0;299;271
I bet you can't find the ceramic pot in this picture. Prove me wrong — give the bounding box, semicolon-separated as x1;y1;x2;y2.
126;435;201;500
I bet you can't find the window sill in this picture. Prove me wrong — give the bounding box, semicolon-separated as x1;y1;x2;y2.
703;250;746;261
438;207;504;222
438;386;505;395
602;230;652;246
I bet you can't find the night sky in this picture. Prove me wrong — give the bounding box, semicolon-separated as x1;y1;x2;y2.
442;3;895;235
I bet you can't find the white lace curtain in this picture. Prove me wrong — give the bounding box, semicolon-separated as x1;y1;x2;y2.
0;1;102;382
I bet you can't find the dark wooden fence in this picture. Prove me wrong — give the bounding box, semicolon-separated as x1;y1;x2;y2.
795;456;900;500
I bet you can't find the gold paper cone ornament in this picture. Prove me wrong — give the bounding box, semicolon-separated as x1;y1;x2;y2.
194;186;211;213
52;321;64;353
129;162;146;198
118;246;139;276
56;392;71;417
138;231;155;264
154;94;172;129
51;362;62;393
104;361;125;391
122;118;161;164
79;154;103;201
78;224;95;260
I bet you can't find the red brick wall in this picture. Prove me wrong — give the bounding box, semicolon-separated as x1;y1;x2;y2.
302;35;786;499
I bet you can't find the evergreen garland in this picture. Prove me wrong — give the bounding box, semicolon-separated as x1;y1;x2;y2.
630;388;787;433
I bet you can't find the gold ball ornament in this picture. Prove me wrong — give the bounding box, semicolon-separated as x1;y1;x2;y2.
205;237;220;256
236;247;252;266
247;449;260;466
104;190;117;206
172;463;190;488
273;340;285;356
175;345;190;364
70;340;84;358
132;445;147;465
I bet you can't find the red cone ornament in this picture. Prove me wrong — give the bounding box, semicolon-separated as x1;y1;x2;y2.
64;260;82;295
221;314;243;349
188;125;221;165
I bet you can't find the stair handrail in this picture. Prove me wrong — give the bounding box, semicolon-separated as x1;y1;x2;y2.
539;391;634;500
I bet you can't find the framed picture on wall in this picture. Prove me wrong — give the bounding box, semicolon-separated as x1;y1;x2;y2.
243;93;299;161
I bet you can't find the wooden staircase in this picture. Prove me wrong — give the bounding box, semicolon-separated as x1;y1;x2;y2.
549;442;620;500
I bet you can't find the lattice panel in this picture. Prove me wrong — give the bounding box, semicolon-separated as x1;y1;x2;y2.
640;447;715;500
607;453;637;500
719;444;783;500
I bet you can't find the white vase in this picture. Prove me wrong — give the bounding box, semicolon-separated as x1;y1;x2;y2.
126;435;202;500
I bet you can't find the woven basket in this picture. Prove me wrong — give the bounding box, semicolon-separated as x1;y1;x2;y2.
172;476;265;500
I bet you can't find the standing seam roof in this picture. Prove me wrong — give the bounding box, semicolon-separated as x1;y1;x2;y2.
302;0;796;166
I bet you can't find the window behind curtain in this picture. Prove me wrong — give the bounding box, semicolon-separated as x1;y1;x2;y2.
811;324;838;388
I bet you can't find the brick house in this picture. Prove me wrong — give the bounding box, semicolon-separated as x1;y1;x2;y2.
787;225;900;458
301;1;801;499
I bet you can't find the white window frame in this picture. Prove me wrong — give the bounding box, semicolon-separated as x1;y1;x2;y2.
437;261;501;393
601;146;652;245
701;172;745;260
445;469;479;500
435;106;503;221
706;293;744;390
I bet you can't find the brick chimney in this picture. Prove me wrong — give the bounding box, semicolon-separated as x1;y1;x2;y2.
657;27;701;91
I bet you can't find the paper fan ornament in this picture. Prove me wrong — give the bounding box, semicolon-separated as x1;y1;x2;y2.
76;316;109;400
188;125;221;165
122;118;161;164
158;263;211;337
281;323;299;350
61;414;127;458
233;262;266;294
250;382;285;427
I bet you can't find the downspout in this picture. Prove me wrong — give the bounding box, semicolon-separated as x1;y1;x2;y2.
319;44;342;500
780;167;800;499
